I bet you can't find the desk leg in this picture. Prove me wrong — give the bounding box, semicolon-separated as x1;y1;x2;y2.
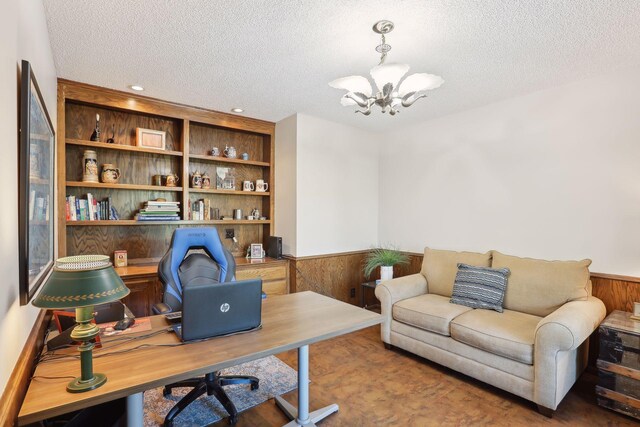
126;392;144;427
275;345;339;427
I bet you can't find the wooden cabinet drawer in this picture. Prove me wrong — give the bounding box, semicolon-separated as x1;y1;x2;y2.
236;262;288;295
236;265;287;281
263;280;287;295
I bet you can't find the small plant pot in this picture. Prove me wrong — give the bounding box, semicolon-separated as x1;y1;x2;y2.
380;265;394;281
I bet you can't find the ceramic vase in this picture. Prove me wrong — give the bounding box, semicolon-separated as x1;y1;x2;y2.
380;265;394;281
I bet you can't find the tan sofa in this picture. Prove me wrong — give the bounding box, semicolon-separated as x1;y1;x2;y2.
374;248;606;415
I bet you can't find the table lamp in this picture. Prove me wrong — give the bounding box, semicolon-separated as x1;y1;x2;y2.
32;255;130;393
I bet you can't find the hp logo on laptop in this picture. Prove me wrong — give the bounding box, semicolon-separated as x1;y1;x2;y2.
220;303;230;313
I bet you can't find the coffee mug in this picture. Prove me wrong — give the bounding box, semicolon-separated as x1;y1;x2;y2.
211;147;220;156
243;181;255;191
256;180;268;192
224;145;237;159
241;153;249;160
101;164;121;184
152;175;162;186
166;173;179;187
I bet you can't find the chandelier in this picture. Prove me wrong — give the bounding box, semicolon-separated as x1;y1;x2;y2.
329;20;444;116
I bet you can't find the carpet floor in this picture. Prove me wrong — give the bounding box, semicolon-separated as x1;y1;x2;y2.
143;356;297;426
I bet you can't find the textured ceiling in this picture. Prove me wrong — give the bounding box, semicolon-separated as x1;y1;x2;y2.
44;0;640;132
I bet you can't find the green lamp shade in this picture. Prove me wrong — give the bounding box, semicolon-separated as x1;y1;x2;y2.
33;256;129;309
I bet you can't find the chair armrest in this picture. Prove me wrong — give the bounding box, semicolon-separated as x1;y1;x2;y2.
534;296;606;352
374;274;428;343
152;302;173;315
533;296;606;409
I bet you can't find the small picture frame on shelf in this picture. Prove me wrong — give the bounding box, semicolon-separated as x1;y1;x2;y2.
216;166;236;190
250;243;265;259
114;250;128;267
136;128;166;150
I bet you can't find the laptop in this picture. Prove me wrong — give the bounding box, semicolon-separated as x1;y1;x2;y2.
174;278;263;342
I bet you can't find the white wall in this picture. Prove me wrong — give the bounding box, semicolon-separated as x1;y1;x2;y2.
275;114;380;257
379;68;640;275
274;114;297;255
0;0;57;395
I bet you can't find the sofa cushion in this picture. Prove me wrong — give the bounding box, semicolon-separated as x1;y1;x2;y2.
491;251;591;317
450;309;542;364
421;248;492;297
450;264;510;312
393;294;473;336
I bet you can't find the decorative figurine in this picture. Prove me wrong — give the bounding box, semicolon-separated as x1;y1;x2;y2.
201;173;211;189
106;124;115;144
90;114;101;142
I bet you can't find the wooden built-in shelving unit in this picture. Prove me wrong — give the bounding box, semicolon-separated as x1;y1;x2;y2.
58;79;275;260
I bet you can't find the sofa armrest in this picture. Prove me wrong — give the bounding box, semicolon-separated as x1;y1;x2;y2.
374;273;428;344
535;296;606;352
533;296;606;409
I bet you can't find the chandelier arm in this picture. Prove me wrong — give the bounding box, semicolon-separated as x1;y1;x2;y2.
401;92;428;107
345;92;371;108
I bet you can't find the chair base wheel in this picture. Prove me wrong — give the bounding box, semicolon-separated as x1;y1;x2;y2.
251;382;259;391
229;414;238;425
163;387;171;397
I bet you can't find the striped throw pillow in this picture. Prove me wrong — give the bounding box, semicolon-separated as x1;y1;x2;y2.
450;263;510;312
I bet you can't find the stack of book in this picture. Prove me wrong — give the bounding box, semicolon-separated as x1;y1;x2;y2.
190;199;215;220
136;200;180;221
66;194;120;221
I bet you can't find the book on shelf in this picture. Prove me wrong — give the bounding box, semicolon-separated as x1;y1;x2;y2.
65;193;120;221
135;215;180;221
189;199;214;221
136;200;180;221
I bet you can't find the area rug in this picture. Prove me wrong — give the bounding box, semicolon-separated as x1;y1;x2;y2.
143;356;297;426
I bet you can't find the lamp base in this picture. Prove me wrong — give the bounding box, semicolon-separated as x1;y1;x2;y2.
67;372;107;393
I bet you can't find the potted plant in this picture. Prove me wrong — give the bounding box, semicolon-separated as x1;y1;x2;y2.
364;247;409;281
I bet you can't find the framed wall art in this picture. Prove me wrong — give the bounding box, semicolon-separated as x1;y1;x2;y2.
136;127;166;150
19;60;55;305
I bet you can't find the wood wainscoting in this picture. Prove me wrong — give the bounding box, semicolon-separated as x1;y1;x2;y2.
285;251;423;306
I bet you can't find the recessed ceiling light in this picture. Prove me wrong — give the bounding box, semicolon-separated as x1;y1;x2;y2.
129;85;144;91
231;108;244;113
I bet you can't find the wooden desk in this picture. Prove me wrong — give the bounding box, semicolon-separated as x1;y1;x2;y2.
115;257;289;317
18;292;382;426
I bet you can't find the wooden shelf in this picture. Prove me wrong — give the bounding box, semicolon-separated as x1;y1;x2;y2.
189;153;269;167
67;139;183;157
66;219;271;226
189;188;270;196
183;219;271;225
66;181;183;192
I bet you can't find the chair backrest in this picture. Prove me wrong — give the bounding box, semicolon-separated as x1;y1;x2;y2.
158;227;236;312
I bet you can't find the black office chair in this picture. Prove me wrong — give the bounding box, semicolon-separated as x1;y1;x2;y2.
153;228;259;426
